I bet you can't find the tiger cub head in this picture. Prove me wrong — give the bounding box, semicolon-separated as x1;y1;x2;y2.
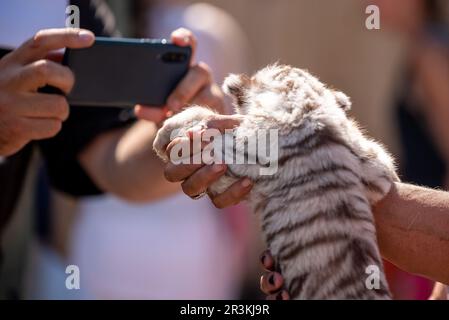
223;64;351;124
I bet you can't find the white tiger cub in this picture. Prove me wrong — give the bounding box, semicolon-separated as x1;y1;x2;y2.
153;64;399;300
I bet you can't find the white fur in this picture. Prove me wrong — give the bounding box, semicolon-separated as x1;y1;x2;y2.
154;64;398;299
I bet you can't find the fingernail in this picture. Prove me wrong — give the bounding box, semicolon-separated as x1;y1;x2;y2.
268;274;275;286
78;30;93;42
241;179;252;188
276;292;283;300
213;164;225;173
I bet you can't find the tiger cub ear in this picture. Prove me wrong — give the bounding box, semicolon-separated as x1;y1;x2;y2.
333;90;352;112
222;73;251;109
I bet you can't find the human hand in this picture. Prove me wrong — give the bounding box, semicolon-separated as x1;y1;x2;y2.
135;28;225;124
259;250;290;300
0;28;95;156
162;114;253;208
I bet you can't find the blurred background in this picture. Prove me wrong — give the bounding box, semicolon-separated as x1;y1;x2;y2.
2;0;449;299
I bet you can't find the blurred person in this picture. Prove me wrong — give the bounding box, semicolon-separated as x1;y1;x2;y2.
0;4;95;296
372;0;449;299
0;0;220;240
144;0;250;81
25;1;254;299
1;0;221;232
0;4;94;242
0;1;222;298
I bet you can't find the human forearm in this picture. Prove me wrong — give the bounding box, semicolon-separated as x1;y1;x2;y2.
373;182;449;284
79;120;180;202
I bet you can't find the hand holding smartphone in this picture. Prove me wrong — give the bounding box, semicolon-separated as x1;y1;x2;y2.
62;37;192;108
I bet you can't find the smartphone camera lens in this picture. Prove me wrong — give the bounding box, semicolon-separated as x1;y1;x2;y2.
161;52;187;63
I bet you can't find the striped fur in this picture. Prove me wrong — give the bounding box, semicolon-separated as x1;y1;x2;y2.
154;64;399;300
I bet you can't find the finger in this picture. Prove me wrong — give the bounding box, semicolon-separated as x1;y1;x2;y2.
190;84;215;105
19;117;63;140
164;161;204;183
171;28;197;66
266;290;290;301
134;104;168;123
211;178;253;209
45;51;64;63
14;92;69;121
166;62;212;111
18;59;75;94
260;250;276;271
166;131;211;160
191;84;225;113
166;136;189;159
206;115;244;133
260;272;284;295
181;164;227;197
11;28;95;64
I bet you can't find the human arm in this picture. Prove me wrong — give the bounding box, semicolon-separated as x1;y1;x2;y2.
412;42;449;297
77;28;225;202
373;182;449;284
78;119;179;202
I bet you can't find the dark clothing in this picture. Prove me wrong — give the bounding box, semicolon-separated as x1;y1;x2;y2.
38;107;134;196
0;0;134;239
395;25;449;187
0;146;33;236
396;101;446;187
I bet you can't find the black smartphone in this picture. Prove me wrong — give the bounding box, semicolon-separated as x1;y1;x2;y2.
63;37;191;107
